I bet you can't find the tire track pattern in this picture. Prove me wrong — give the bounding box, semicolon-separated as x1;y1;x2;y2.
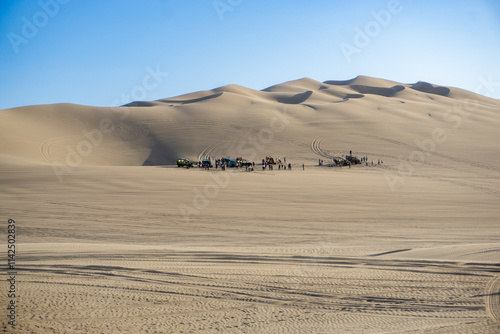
10;248;499;333
360;134;500;173
39;135;114;166
39;135;77;163
197;141;221;161
356;134;500;198
311;138;334;159
308;136;500;199
486;276;500;322
14;250;497;333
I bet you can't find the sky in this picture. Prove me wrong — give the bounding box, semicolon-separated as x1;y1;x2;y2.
1;0;499;109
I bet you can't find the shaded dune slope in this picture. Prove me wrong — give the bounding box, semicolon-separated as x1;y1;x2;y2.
350;84;405;97
275;90;313;104
410;81;451;96
155;92;224;105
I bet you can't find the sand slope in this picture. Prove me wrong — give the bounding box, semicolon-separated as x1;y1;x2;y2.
1;76;499;167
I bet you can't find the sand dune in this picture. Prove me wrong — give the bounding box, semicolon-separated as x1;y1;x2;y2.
1;75;499;167
1;76;500;333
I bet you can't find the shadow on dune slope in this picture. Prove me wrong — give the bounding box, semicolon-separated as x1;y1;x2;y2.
158;92;224;105
142;134;177;166
323;77;359;86
349;84;406;97
410;81;450;97
276;90;313;104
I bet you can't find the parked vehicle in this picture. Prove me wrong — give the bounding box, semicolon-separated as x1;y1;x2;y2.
236;158;253;167
221;157;237;167
346;156;361;165
265;156;276;164
176;158;194;168
333;156;347;166
201;159;213;168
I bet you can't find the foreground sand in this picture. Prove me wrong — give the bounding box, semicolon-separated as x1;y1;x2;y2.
1;76;500;332
1;164;499;333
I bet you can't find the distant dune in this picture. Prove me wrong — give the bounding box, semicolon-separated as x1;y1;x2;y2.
1;75;499;168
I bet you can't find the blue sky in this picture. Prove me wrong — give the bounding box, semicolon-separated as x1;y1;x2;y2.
1;0;499;109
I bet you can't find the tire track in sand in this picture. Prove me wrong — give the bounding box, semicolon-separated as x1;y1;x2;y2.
40;135;113;166
310;136;500;198
197;141;221;161
359;134;500;173
39;135;77;163
485;276;500;322
311;138;334;159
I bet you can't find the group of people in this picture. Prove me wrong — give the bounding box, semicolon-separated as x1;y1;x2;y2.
213;158;236;170
194;157;257;172
262;161;292;171
193;152;386;171
359;156;383;166
194;156;295;172
262;156;292;171
319;152;384;168
193;154;387;171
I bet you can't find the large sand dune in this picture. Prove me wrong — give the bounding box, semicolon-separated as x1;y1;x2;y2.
1;76;499;333
2;75;499;168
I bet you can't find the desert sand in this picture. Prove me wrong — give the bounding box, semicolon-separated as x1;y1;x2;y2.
1;76;499;333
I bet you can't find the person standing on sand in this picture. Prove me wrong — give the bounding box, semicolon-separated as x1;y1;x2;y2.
302;164;305;170
288;163;291;170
